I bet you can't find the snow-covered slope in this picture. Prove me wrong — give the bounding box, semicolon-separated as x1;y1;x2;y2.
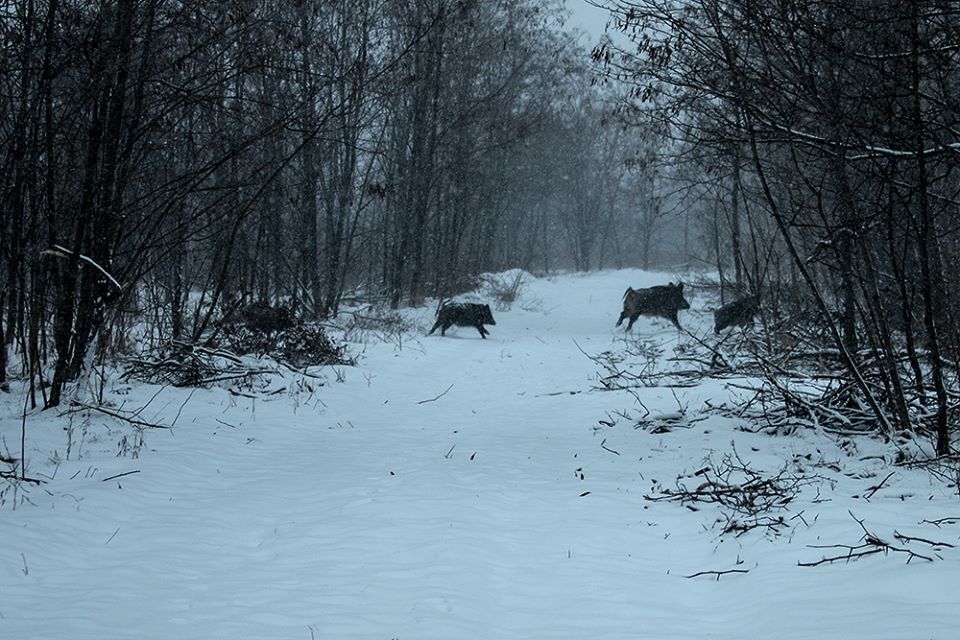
2;269;958;639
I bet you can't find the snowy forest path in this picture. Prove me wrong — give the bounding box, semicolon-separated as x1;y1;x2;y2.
5;269;957;640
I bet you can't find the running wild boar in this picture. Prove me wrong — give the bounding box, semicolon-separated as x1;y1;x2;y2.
428;302;496;339
714;295;759;334
616;282;690;331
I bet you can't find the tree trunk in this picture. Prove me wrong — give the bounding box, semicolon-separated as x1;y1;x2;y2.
909;2;949;455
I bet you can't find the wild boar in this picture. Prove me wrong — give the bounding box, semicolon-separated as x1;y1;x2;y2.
231;302;294;334
428;302;497;339
714;295;759;334
616;282;690;331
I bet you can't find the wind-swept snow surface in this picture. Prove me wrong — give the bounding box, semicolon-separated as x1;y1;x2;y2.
3;270;959;639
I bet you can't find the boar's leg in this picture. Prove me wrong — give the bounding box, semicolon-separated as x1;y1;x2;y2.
615;311;629;327
668;311;681;329
428;319;442;335
476;324;488;338
625;313;639;331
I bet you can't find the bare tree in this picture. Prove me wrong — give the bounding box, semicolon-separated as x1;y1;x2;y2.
594;0;960;453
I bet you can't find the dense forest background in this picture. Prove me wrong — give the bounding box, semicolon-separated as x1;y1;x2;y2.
1;0;959;454
0;0;688;407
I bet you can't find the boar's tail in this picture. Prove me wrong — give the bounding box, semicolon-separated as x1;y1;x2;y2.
434;297;448;317
622;287;634;300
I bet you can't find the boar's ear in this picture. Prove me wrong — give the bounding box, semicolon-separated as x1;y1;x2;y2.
677;282;684;290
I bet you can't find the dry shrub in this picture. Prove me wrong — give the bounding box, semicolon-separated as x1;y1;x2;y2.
223;323;351;368
482;271;525;311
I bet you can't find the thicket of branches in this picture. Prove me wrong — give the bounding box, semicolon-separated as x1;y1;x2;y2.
595;0;960;453
0;0;681;409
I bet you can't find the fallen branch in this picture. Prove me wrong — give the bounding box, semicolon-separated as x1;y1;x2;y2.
102;470;141;483
800;511;938;566
683;568;750;580
417;383;454;405
863;471;896;500
644;447;818;538
893;532;955;548
920;517;960;527
798;545;886;566
600;438;620;455
534;389;583;397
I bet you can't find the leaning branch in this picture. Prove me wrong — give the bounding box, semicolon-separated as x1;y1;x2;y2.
66;401;170;429
42;245;123;292
743;114;894;437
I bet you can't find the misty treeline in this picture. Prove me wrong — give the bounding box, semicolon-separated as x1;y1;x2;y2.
595;0;960;453
0;0;676;409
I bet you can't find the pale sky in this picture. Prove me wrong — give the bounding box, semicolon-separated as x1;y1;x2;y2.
564;0;612;44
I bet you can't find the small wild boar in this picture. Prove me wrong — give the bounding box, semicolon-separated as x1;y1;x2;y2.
616;282;690;331
428;302;497;339
714;295;759;334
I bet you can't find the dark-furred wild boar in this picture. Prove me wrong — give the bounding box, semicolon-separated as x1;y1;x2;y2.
616;282;690;331
231;302;295;334
428;303;497;339
714;295;759;334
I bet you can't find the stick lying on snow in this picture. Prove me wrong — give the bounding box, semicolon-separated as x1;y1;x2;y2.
417;383;454;405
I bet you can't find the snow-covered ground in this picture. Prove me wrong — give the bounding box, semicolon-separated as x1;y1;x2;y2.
3;269;959;639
